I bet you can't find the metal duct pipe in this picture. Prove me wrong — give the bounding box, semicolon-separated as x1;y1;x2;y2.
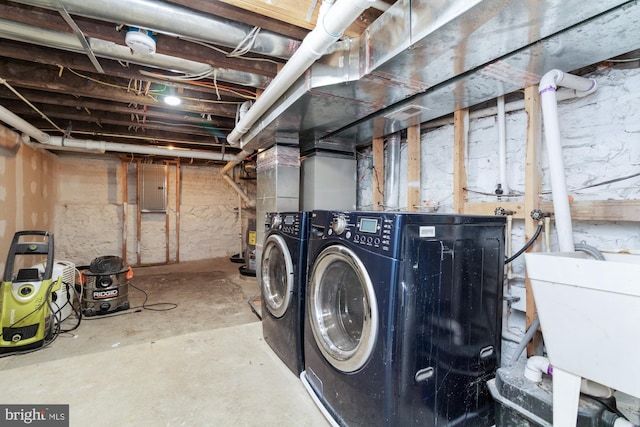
227;0;377;147
9;0;301;59
0;19;270;88
385;131;401;210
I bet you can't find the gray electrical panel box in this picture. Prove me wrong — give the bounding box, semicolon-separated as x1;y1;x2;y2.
140;164;166;212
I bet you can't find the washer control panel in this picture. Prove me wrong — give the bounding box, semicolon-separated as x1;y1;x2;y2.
265;212;305;238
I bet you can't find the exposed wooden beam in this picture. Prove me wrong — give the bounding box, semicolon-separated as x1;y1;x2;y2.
213;0;382;37
407;124;420;212
453;109;469;213
0;61;239;116
539;199;640;222
524;84;543;356
0;40;270;96
163;0;309;40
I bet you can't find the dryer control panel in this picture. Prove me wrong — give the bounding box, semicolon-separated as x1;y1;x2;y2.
313;211;400;256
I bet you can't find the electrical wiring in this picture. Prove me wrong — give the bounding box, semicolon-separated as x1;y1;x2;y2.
228;26;261;57
65;68;251;105
138;70;258;100
0;77;66;134
465;171;640;199
182;34;281;65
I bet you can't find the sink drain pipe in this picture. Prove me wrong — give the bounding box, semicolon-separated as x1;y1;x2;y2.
539;70;597;252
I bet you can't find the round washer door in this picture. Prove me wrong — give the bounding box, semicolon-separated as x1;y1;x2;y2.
308;244;379;373
261;234;294;318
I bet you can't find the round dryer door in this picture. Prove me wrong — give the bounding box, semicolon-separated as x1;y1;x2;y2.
261;234;294;318
308;245;379;373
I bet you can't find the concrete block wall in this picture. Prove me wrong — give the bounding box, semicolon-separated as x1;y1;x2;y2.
356;65;640;363
55;156;250;266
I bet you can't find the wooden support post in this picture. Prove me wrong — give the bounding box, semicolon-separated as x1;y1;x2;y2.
524;85;543;356
372;137;384;211
175;159;181;262
136;159;142;266
407;124;421;212
164;161;170;264
453;109;469;214
121;159;128;265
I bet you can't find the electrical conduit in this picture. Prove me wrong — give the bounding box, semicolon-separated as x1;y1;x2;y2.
539;70;597;252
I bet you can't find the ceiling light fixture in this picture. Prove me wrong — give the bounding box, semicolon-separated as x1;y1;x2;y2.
164;87;182;106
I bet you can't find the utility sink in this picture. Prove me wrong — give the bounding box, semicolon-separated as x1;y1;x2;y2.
525;251;640;426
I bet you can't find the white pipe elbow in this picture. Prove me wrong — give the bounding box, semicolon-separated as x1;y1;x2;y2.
540;69;597;96
613;418;637;427
524;356;551;383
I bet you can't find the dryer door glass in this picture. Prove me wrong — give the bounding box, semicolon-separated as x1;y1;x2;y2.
261;234;294;318
308;245;379;373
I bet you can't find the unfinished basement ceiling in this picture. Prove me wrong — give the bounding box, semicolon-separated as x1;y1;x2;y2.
0;0;389;159
0;0;638;160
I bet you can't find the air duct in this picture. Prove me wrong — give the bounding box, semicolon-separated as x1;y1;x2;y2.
231;0;636;151
0;18;270;88
8;0;301;59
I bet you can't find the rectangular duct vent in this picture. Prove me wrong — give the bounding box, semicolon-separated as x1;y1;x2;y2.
384;104;429;122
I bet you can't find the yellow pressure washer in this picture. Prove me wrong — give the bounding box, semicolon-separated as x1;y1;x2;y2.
0;231;61;353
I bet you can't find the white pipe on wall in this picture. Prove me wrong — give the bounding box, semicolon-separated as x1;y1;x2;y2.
497;95;509;195
539;70;597;252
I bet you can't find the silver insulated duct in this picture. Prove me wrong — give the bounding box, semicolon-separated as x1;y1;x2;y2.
8;0;301;59
235;0;639;151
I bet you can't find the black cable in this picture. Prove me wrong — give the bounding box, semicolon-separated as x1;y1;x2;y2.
81;282;177;320
129;283;178;311
505;222;543;265
60;280;83;333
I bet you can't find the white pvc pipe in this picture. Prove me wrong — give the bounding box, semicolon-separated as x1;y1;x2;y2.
497;95;509;195
506;214;514;280
0;105;50;143
539;69;597;252
524;356;552;383
226;0;376;146
45;136;246;162
614;418;636;427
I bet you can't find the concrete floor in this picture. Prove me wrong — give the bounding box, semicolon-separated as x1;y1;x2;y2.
0;257;329;427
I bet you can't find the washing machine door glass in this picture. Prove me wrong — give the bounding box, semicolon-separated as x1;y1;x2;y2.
261;234;294;318
308;245;378;373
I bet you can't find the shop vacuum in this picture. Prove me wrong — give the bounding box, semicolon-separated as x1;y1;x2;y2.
80;255;132;316
0;231;61;353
